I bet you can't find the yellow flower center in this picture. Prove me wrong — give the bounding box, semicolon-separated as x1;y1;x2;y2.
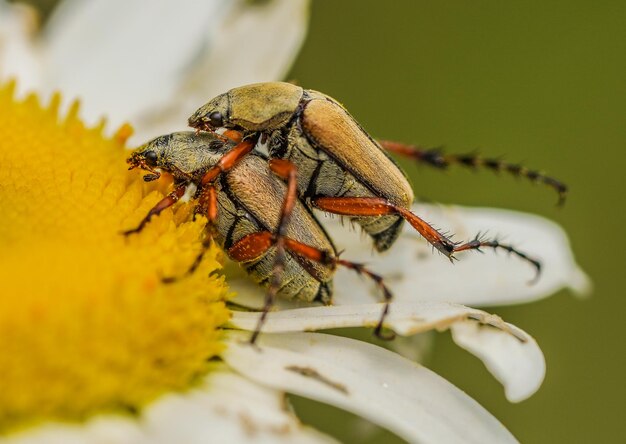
0;82;230;433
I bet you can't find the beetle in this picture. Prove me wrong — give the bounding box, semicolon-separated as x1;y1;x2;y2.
125;131;394;343
188;82;559;265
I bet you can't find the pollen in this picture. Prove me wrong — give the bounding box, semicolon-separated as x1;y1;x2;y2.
0;81;230;432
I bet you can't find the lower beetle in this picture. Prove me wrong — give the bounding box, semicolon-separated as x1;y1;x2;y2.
125;131;394;342
188;82;564;264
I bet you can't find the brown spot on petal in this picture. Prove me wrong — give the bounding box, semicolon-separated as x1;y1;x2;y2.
467;313;528;343
286;365;349;395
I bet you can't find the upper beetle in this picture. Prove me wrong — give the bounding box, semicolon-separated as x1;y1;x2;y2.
188;82;562;266
189;82;416;253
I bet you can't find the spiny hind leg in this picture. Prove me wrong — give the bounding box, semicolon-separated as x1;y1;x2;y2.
312;196;541;280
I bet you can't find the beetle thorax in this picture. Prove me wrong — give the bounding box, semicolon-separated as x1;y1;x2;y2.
227;82;304;132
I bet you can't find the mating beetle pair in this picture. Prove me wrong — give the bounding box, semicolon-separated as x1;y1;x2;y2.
127;131;392;342
127;82;565;342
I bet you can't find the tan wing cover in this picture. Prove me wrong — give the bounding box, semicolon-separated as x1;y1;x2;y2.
301;97;414;208
226;156;335;281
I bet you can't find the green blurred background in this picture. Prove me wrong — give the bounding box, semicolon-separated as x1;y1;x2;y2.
17;0;625;442
286;1;625;443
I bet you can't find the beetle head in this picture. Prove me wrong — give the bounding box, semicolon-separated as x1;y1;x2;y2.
127;132;231;183
126;134;180;182
127;149;160;182
188;93;230;133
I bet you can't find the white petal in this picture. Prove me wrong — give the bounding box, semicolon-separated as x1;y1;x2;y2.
0;1;42;94
6;424;91;444
325;204;591;307
41;0;227;128
449;319;544;403
6;366;335;444
141;368;337;444
183;0;309;91
40;0;310;140
224;332;518;444
230;301;544;402
133;0;311;141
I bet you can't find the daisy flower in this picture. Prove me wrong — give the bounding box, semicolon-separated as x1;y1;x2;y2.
0;0;589;442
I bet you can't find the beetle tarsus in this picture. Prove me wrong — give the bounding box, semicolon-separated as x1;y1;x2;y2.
374;322;396;341
452;234;542;282
373;295;394;341
121;224;144;236
379;140;568;205
250;244;285;345
161;237;213;284
337;258;395;340
121;184;187;237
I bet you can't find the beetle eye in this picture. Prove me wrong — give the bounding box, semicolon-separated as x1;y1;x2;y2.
208;111;223;127
144;150;158;166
